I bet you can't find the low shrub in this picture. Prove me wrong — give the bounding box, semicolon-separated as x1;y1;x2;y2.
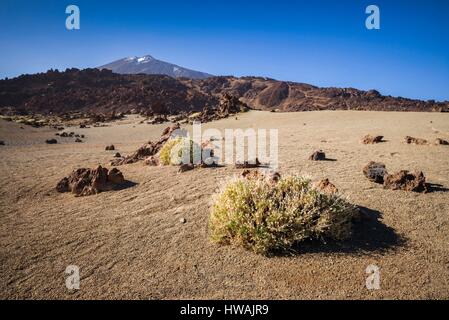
209;175;357;255
159;137;200;165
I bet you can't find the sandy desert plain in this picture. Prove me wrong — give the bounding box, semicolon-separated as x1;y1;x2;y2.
1;110;449;299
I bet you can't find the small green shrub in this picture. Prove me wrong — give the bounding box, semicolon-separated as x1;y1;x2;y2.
159;137;200;165
209;175;357;255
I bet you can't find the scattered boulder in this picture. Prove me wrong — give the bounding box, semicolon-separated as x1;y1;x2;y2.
107;168;125;184
46;139;58;144
148;115;168;125
362;135;384;144
114;152;122;158
105;145;115;151
0;140;4;146
75;138;82;143
363;161;387;184
404;136;428;145
191;94;250;123
241;169;281;184
309;150;326;161
112;124;180;166
178;163;195;173
383;170;427;193
434;138;449;145
235;158;262;169
56;165;125;197
315;179;338;194
144;156;159;166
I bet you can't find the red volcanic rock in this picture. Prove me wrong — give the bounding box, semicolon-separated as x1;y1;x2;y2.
241;169;281;184
383;170;427;193
112;124;180;166
144;156;159;166
362;135;384;144
107;168;125;184
56;165;125;197
315;178;338;194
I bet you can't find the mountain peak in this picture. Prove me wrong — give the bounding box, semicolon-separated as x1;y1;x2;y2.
99;55;212;79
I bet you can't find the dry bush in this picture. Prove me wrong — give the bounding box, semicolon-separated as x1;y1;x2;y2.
209;175;357;255
159;137;200;165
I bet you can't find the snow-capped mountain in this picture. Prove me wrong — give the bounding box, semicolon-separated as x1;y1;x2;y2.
99;55;213;79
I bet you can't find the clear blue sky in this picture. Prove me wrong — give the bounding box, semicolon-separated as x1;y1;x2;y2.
1;0;448;101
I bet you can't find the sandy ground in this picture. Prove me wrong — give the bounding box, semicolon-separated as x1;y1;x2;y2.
1;110;449;300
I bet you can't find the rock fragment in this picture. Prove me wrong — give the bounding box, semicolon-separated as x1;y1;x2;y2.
404;136;428;145
383;171;427;193
362;135;384;144
309;150;326;161
56;165;126;197
363;161;388;184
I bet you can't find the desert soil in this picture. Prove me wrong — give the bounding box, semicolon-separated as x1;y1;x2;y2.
1;110;449;299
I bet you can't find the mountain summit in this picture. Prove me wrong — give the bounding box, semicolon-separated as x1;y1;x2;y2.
99;55;213;79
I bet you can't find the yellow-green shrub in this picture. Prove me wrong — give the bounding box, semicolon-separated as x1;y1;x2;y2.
159;137;200;165
209;175;356;255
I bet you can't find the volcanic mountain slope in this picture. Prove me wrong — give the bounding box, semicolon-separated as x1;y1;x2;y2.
0;69;447;116
190;76;449;112
99;55;213;80
0;68;216;115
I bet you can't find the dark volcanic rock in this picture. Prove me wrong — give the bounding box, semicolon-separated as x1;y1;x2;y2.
235;158;262;169
363;161;388;184
404;136;428;145
46;139;58;144
383;171;427;193
1;69;446;118
434;138;449;145
105;145;115;151
178;163;195;173
309;150;326;161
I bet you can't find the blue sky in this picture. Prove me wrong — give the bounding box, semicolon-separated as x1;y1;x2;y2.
0;0;448;101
